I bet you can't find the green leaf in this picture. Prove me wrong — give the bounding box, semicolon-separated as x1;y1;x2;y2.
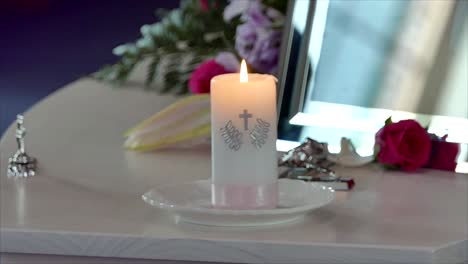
145;56;159;86
384;116;393;126
382;163;401;170
94;0;236;94
373;144;380;161
263;0;288;14
424;122;431;131
172;83;189;95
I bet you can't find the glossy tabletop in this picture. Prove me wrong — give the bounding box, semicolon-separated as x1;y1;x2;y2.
0;77;467;263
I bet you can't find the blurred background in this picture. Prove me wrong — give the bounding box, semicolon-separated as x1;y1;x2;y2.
0;0;179;135
2;0;467;149
277;0;467;172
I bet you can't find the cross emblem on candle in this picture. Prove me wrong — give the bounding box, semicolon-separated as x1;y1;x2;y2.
239;109;253;130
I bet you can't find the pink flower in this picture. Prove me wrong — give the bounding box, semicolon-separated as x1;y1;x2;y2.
199;0;209;11
200;0;219;11
375;120;432;171
189;59;231;94
425;135;459;171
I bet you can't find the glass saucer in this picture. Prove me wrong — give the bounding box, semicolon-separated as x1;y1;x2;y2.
142;179;335;227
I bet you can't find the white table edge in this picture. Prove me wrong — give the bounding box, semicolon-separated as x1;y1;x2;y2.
2;228;466;263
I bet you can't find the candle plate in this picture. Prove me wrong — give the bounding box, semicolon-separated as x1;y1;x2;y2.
142;179;335;227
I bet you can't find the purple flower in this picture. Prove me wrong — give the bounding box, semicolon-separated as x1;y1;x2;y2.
223;0;251;21
235;22;257;58
236;23;281;74
232;1;284;74
215;52;240;72
224;1;284;25
243;1;283;27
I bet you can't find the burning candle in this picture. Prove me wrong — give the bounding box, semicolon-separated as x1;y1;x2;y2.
210;60;278;209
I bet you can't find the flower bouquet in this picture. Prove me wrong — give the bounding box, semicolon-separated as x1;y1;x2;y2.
95;0;286;150
375;118;460;171
95;0;286;94
279;118;460;173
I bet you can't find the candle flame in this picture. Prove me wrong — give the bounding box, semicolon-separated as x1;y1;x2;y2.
240;59;248;83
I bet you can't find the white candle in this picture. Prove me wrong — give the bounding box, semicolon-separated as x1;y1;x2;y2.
210;60;278;209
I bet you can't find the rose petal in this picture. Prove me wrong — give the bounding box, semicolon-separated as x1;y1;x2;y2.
375;119;432;171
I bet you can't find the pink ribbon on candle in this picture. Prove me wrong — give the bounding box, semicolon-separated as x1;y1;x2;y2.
212;183;278;209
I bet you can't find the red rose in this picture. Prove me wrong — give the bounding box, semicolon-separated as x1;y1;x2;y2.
189;59;231;94
375;120;432;171
199;0;209;11
424;135;459;171
200;0;220;12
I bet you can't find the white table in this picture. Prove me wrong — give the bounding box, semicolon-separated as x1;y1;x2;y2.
1;78;467;264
